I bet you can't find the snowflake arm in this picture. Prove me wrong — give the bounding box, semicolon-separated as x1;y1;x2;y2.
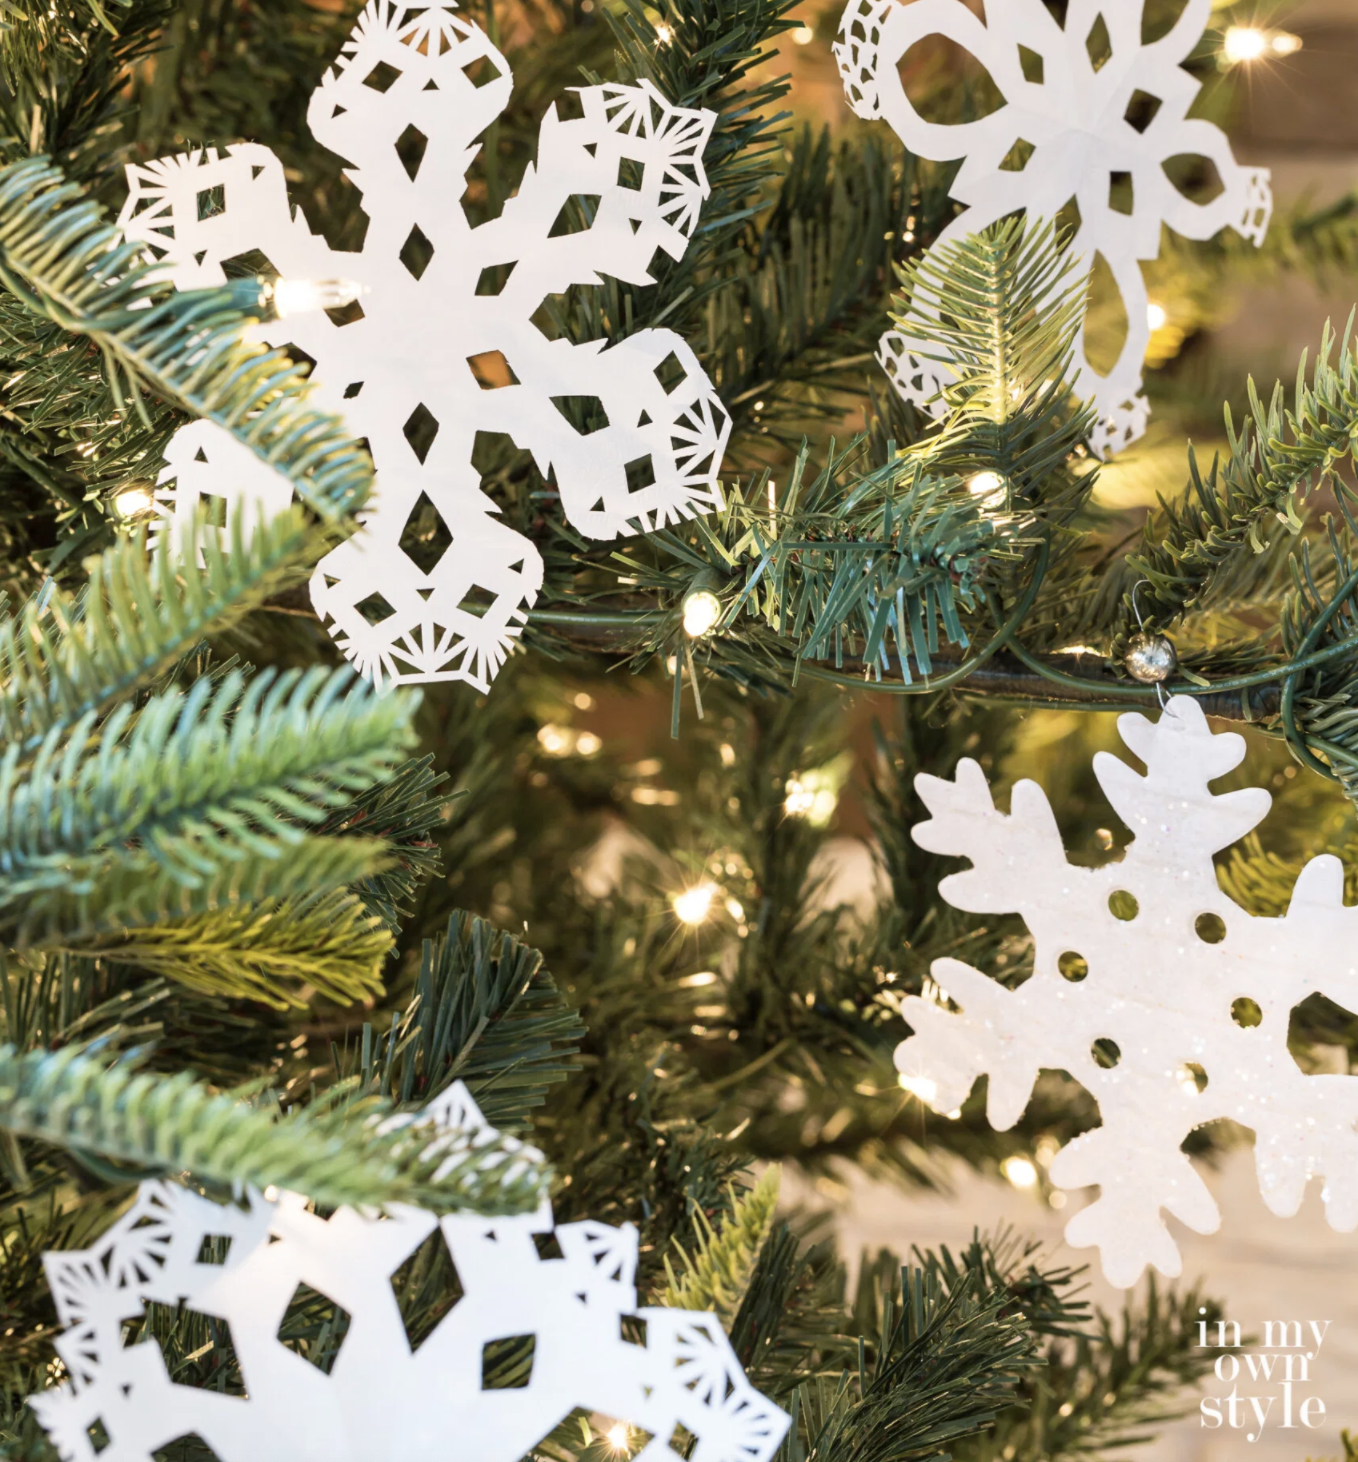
1094;704;1272;869
913;756;1074;915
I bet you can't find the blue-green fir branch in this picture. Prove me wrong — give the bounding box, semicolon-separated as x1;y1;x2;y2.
0;504;330;760
0;663;415;897
0;1043;548;1214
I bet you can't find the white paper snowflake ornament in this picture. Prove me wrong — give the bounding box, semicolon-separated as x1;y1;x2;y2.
29;1084;791;1462
118;0;730;692
895;696;1358;1288
834;0;1272;456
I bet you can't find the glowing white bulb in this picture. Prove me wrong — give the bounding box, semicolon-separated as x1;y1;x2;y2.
897;1073;937;1104
682;588;723;638
1001;1156;1039;1189
271;277;366;318
792;24;814;44
606;1423;631;1451
967;470;1005;500
1223;25;1294;63
654;22;674;45
1226;26;1301;61
673;883;718;926
1146;301;1168;331
112;486;155;519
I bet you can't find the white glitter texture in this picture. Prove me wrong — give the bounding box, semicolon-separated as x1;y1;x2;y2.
896;696;1358;1287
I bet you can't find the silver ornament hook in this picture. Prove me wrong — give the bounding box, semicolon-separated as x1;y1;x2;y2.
1130;577;1168;711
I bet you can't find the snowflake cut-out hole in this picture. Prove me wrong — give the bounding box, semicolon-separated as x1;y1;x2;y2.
400;489;454;572
119;0;730;693
480;1334;536;1389
152;1436;225;1462
277;1284;353;1375
390;1226;465;1355
399;222;434;278
834;0;1272;457
30;1084;790;1462
896;696;1358;1286
396;122;428;180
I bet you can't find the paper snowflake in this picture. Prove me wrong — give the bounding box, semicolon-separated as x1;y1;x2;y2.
833;0;1272;456
29;1084;790;1462
118;0;731;691
896;696;1358;1288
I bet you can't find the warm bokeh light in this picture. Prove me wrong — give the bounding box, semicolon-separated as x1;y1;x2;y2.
673;883;718;925
897;1073;938;1103
1146;301;1168;331
1222;26;1301;64
1001;1156;1039;1189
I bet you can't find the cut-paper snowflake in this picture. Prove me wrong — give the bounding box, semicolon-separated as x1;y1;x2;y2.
834;0;1271;456
118;0;730;692
896;696;1358;1288
29;1083;790;1462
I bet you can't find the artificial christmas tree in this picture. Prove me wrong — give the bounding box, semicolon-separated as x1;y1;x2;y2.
0;0;1355;1457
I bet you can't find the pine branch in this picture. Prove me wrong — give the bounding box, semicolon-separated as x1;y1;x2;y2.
0;0;169;181
0;662;415;904
0;155;371;521
0;950;172;1056
1130;318;1358;632
359;911;585;1128
889;217;1096;497
63;886;393;1009
0;1043;548;1214
18;839;391;1005
314;754;454;932
953;1281;1221;1461
661;1165;780;1322
791;1244;1046;1462
0;505;329;760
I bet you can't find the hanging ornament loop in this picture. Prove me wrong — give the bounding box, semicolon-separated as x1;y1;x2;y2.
1124;579;1174;706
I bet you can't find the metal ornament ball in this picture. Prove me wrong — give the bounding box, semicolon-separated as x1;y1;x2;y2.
1124;632;1177;684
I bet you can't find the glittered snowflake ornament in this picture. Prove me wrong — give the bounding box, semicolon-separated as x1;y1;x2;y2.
896;696;1358;1288
29;1084;791;1462
834;0;1272;456
118;1;731;691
